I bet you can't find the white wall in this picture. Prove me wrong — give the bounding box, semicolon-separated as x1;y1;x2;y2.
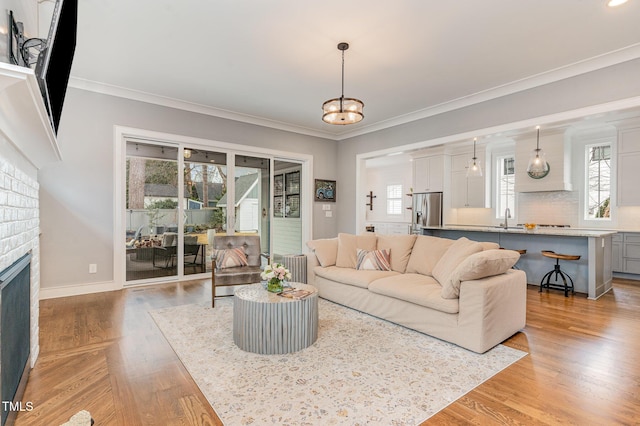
38;88;338;291
364;160;412;231
337;59;640;233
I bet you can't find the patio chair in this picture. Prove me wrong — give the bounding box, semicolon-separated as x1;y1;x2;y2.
212;235;268;307
153;234;204;271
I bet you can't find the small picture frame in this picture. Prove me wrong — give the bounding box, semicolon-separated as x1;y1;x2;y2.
314;179;336;202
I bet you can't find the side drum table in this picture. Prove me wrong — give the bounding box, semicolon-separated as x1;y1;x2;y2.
233;283;318;354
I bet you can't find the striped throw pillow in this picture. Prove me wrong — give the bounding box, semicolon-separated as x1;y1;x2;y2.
214;248;248;269
356;248;391;271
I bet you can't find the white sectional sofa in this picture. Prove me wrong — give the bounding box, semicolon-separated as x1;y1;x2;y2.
306;233;527;353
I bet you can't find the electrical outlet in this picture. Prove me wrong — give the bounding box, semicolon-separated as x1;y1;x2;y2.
322;204;331;211
325;211;333;217
89;264;97;274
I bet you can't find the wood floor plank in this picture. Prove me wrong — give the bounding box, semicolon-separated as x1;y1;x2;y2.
13;279;640;425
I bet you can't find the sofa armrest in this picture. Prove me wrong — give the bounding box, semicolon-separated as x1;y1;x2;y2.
306;251;321;286
457;269;527;353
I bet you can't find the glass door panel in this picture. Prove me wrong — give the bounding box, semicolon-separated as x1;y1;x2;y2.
125;141;179;282
234;155;270;261
271;160;303;262
183;149;228;275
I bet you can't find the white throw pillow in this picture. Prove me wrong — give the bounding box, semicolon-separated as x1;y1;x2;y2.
376;234;417;273
440;249;520;299
336;233;377;268
432;237;483;291
306;238;338;267
405;236;455;276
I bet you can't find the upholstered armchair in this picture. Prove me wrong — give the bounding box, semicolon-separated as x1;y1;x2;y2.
211;235;269;307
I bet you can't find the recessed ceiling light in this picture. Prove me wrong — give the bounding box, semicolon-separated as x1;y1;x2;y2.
607;0;628;7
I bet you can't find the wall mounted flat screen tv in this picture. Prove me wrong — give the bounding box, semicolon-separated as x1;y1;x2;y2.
35;0;77;135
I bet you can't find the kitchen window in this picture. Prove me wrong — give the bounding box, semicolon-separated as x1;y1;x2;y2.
585;142;611;220
496;155;515;219
386;184;402;215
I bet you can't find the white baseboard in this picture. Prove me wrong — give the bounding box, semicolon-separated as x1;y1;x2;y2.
39;280;121;300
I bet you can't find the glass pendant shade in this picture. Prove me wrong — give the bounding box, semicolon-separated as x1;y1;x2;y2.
322;97;364;125
466;138;483;177
467;158;483;177
526;148;549;173
526;126;549;173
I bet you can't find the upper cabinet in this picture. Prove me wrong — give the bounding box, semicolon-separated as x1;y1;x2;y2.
450;152;485;208
413;155;444;192
514;131;572;192
617;126;640;206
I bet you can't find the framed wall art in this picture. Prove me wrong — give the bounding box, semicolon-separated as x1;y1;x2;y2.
314;179;336;202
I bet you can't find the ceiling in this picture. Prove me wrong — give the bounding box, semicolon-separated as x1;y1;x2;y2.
68;0;640;140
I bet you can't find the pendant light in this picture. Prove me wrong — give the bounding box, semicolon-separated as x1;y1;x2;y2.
526;126;549;175
467;138;483;177
322;42;364;125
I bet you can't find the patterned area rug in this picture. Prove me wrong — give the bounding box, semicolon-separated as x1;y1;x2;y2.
150;298;526;425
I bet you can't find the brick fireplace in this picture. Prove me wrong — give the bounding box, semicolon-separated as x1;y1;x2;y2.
0;151;40;367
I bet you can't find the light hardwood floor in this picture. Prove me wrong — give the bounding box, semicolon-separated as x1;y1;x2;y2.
15;279;640;425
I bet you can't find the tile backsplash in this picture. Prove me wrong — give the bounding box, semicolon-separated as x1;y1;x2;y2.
518;191;579;226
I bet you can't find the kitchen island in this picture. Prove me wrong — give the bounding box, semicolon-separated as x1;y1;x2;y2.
422;225;616;299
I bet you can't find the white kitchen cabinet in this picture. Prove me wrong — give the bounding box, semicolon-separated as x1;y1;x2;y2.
623;233;640;274
413;155;444;192
450;153;485;208
612;232;640;275
612;233;623;272
617;127;640;206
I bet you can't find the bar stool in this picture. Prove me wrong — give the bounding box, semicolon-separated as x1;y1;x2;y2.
539;250;581;297
513;249;526;270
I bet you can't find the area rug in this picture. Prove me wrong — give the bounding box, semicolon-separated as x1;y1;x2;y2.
150;298;526;425
59;410;93;426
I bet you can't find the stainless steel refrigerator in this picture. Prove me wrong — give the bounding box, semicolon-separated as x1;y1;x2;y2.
411;192;443;234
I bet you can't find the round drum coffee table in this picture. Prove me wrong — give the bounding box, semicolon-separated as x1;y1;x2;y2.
233;283;318;354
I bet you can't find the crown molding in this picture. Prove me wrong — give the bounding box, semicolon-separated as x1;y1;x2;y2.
335;43;640;140
69;42;640;142
67;77;337;140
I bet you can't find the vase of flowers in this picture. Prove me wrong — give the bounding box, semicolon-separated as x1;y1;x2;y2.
261;262;292;293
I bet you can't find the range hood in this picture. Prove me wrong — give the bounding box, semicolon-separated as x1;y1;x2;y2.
514;131;573;192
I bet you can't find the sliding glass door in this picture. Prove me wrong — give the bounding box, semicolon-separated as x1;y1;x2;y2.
125;141;180;282
124;139;278;285
233;155;271;257
183;148;228;276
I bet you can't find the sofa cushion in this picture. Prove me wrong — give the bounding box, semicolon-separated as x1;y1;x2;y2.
314;265;398;289
480;241;500;250
336;233;377;268
441;249;520;299
376;234;417;273
368;274;459;314
213;265;262;285
306;238;338;267
356;249;391;271
405;235;455;276
432;237;483;289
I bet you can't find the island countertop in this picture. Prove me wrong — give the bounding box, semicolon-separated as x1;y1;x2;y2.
421;225;614;299
422;225;617;238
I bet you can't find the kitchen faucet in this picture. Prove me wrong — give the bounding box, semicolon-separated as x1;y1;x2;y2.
502;207;511;229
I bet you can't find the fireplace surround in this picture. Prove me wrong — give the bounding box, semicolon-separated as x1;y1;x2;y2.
0;254;31;426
